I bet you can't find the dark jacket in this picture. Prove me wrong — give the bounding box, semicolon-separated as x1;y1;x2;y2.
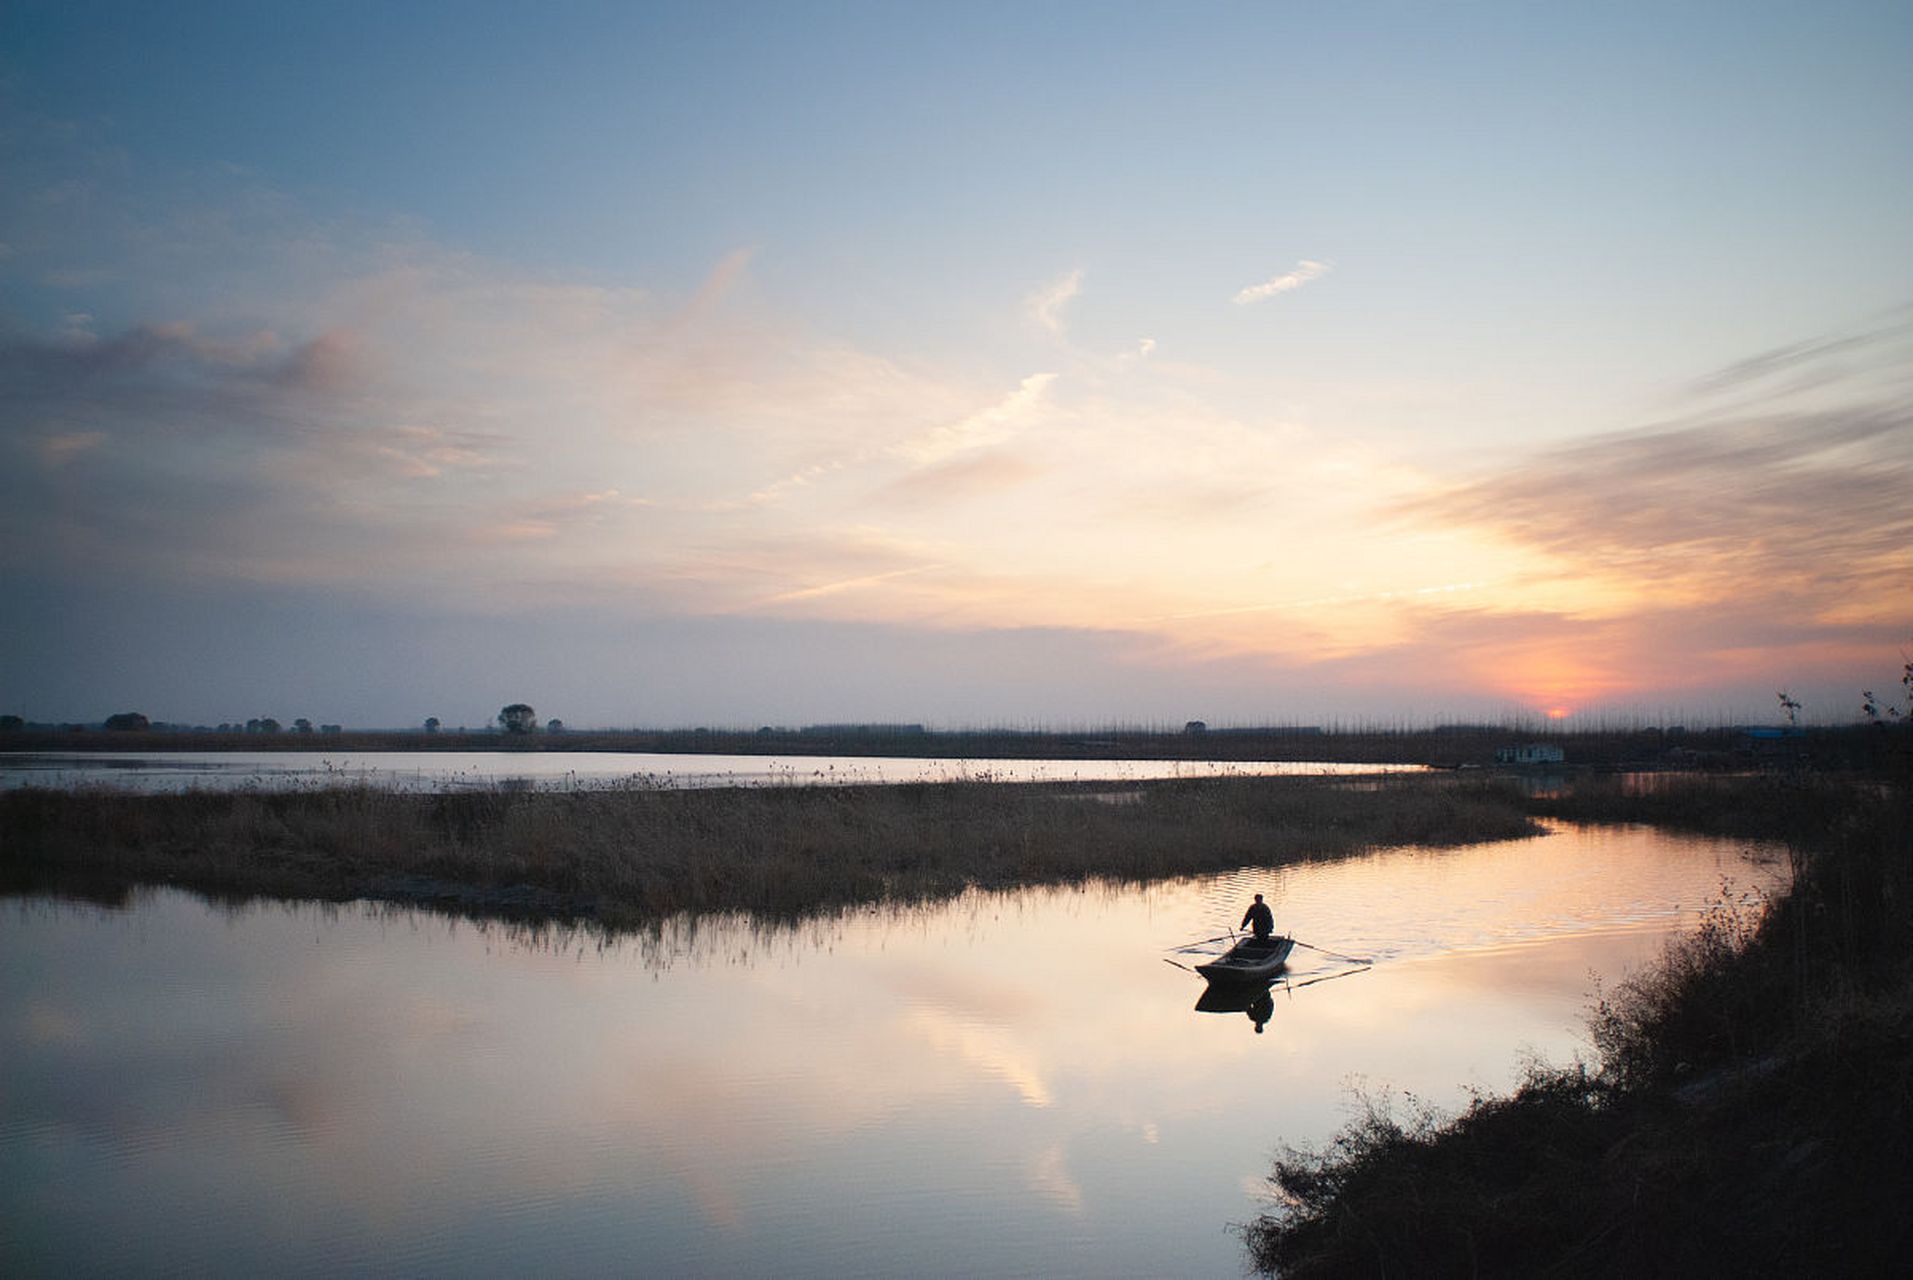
1241;901;1274;937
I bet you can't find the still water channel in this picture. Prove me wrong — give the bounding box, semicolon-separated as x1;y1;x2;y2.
2;823;1780;1277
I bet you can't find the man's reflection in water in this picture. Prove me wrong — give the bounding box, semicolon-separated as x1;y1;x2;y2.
1248;988;1274;1034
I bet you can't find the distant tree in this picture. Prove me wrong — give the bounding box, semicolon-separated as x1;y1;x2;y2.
1776;691;1801;726
546;718;564;733
103;711;150;731
1184;720;1208;735
424;716;441;734
498;703;538;734
320;724;343;734
257;717;283;734
293;718;314;733
0;714;23;732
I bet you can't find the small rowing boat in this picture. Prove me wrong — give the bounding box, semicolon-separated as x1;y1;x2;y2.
1194;934;1295;984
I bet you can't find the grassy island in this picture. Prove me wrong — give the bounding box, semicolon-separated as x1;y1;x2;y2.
1;772;1541;926
1244;768;1913;1277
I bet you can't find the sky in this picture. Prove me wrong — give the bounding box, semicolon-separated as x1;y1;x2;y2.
3;1;1910;730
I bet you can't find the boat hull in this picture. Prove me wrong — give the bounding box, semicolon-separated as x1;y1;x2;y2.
1195;935;1294;983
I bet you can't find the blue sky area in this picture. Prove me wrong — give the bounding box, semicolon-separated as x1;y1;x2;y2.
3;2;1909;728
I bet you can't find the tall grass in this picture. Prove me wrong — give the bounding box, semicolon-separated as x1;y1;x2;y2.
0;774;1540;926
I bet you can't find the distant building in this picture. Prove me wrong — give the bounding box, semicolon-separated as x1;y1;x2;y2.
1496;743;1565;765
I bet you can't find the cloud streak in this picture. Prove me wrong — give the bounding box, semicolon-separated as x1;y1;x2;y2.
1233;259;1331;305
1404;404;1913;608
1025;269;1082;334
1687;311;1913;399
1385;391;1913;710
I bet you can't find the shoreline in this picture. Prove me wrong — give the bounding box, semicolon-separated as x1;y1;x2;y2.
1243;768;1913;1276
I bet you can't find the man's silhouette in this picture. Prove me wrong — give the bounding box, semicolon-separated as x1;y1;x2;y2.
1241;893;1273;941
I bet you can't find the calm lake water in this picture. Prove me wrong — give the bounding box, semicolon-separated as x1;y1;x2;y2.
1;750;1426;792
1;823;1780;1277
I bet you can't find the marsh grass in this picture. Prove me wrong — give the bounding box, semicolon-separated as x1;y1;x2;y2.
1244;770;1913;1277
0;773;1541;926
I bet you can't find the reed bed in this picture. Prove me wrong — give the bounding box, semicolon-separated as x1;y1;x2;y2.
0;773;1540;926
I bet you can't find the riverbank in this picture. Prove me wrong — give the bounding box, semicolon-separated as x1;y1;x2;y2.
1244;770;1913;1276
0;773;1540;926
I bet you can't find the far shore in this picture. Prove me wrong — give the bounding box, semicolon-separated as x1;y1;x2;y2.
2;721;1893;770
2;772;1542;926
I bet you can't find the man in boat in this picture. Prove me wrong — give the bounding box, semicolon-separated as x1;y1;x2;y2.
1240;893;1274;943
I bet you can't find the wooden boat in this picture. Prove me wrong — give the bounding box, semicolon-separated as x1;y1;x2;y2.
1194;934;1294;984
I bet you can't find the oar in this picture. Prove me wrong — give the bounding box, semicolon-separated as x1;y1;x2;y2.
1171;931;1239;952
1292;939;1373;965
1163;957;1198;973
1282;966;1371;992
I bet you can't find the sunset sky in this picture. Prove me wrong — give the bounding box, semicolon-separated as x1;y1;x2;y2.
4;2;1909;729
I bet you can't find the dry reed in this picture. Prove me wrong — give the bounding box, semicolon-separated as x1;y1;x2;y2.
1;773;1540;925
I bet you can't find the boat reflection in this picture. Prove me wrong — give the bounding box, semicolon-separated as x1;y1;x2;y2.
1191;965;1374;1034
1193;980;1276;1033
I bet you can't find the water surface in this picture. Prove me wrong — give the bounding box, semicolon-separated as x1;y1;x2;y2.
1;823;1781;1276
1;750;1425;793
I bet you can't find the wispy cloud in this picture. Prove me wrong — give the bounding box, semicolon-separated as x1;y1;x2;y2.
893;372;1056;466
34;431;106;467
1685;309;1913;401
1403;404;1913;610
1025;269;1083;334
1233;259;1331;305
871;451;1039;507
486;488;648;540
757;563;945;606
1155;580;1489;623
